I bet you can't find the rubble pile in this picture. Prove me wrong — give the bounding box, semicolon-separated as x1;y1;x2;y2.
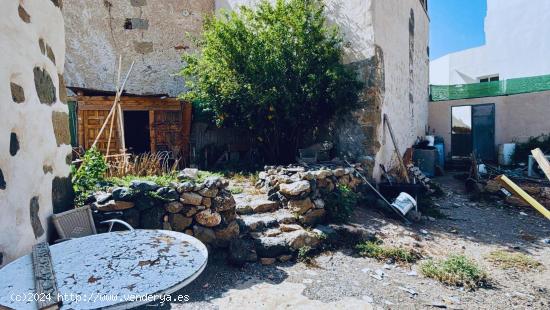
90;173;239;248
485;179;550;208
253;163;366;226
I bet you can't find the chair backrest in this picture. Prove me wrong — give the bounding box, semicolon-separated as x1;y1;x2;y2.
51;205;97;239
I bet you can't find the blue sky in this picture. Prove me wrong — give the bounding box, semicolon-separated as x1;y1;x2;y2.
429;0;487;60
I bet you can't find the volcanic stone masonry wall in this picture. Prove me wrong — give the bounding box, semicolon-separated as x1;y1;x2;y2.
91;176;239;248
0;0;73;267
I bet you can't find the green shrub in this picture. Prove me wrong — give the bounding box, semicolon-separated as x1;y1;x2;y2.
229;186;244;194
420;255;488;289
107;174;178;188
72;147;107;206
298;246;313;263
486;250;542;271
179;0;362;163
356;240;420;264
324;184;358;223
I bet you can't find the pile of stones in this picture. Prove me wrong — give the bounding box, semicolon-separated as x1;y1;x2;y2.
225;163;369;266
254;163;366;226
89;170;239;248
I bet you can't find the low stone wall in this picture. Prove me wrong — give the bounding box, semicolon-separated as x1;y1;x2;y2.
255;163;366;226
90;176;239;248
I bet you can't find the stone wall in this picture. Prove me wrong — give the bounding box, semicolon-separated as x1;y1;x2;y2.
62;0;215;97
91;175;239;248
0;0;72;267
254;164;365;226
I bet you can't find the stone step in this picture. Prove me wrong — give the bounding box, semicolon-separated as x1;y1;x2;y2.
234;194;281;215
236;209;297;233
252;228;323;258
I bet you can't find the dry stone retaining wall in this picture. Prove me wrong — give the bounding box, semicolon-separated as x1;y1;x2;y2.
91;176;239;248
255;163;366;226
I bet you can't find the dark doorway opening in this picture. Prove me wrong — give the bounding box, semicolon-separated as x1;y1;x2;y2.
451;104;495;161
123;111;150;154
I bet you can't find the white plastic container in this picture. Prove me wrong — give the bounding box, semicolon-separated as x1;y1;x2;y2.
498;143;516;166
425;135;435;147
391;192;417;216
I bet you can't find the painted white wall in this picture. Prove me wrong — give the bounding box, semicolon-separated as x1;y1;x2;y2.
430;0;550;85
373;0;430;179
0;0;70;266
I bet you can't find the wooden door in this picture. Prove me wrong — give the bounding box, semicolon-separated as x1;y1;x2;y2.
78;109;120;154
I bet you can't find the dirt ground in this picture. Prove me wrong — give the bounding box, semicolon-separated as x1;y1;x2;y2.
139;173;550;309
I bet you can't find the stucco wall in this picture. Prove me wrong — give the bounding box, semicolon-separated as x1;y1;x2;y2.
0;0;72;267
428;90;550;158
63;0;215;97
215;0;376;65
430;0;550;85
371;0;430;179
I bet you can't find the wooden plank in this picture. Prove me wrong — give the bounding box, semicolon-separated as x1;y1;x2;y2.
497;175;550;220
77;108;84;150
383;114;410;183
31;242;61;310
181;102;192;160
531;148;550;182
76;96;183;111
149;110;156;154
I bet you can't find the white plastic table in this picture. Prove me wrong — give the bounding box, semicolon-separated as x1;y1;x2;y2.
0;230;208;310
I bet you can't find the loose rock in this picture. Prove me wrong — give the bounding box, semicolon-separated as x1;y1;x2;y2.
195;209;222;227
279;181;311;197
181;192;203;206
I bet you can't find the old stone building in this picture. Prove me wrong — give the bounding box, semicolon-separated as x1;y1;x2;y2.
63;0;214;97
62;0;429;179
0;0;72;266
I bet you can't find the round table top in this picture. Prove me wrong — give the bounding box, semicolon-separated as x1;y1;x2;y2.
0;230;208;310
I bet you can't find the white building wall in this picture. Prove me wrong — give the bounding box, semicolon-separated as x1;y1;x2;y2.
430;0;550;85
0;0;71;266
372;0;429;179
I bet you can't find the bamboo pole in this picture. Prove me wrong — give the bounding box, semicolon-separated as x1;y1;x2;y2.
106;56;123;157
91;60;135;149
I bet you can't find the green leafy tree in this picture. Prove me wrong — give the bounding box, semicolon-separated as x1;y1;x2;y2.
180;0;362;162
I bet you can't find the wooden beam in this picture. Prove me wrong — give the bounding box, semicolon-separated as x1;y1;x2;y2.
496;175;550;220
531;148;550;182
383;114;410;183
149;110;156;154
78;101;182;111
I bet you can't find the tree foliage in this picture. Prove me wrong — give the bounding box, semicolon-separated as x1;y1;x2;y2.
72;147;107;206
180;0;362;162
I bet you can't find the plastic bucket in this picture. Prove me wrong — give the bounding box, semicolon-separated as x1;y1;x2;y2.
498;143;516;166
391;192;417;216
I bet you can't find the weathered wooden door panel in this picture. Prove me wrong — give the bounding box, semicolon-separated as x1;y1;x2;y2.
78;110;120;153
152;110;183;156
